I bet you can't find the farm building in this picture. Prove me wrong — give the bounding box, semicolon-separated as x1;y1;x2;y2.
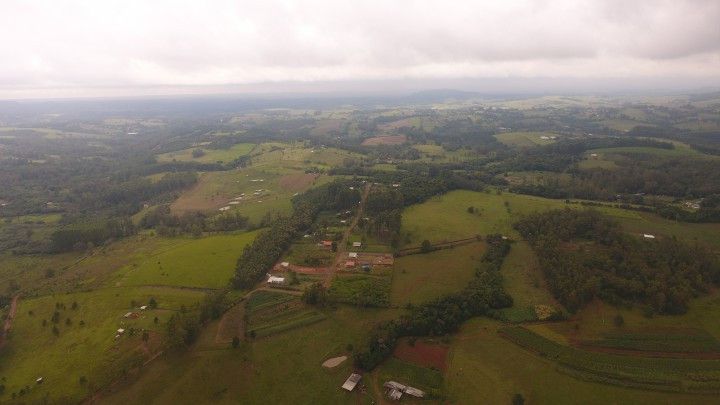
342;373;362;391
280;262;290;268
383;381;425;400
267;275;286;284
352;242;362;248
643;234;656;239
140;305;147;310
348;252;358;258
345;260;356;268
320;240;333;248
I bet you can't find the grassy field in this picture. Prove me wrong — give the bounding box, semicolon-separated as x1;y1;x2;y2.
375;357;443;397
170;167;328;223
101;306;400;404
499;325;720;393
157;143;256;164
498;241;561;322
494;131;558;147
444;318;716;404
391;243;485;306
0;286;205;403
329;275;391;307
400;190;720;248
115;231;259;289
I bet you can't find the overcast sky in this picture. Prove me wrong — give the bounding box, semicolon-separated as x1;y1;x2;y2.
1;0;719;99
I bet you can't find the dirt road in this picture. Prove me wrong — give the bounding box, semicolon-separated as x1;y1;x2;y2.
326;183;372;286
0;295;20;350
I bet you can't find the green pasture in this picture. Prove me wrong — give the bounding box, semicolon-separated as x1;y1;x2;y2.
494;131;558;147
444;318;715;404
116;231;259;289
0;286;204;403
156;143;255;164
391;243;485;306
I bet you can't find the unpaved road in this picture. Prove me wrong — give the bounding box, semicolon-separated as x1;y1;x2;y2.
0;295;19;350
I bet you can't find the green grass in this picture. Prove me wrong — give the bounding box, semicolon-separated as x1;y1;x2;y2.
401;190;720;248
102;306;399;404
0;286;205;403
494;132;558;147
116;231;259;289
246;290;297;312
498;241;560;321
248;308;327;338
376;357;443;394
584;329;720;353
329;275;390;307
157;143;256;164
391;243;485;306
283;242;335;266
499;325;720;393
444;318;717;404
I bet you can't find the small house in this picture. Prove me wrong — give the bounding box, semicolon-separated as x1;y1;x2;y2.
345;260;356;268
267;276;285;284
342;373;362;392
643;234;656;239
117;328;125;334
139;305;147;310
36;377;43;384
352;242;362;248
280;262;290;268
348;252;358;258
321;240;333;248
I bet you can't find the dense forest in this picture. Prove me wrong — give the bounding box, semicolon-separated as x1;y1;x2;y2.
515;209;720;314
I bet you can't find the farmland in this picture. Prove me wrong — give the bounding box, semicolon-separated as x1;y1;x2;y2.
157;143;256;164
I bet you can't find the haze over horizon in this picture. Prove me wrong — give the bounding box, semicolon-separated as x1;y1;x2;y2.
2;0;719;99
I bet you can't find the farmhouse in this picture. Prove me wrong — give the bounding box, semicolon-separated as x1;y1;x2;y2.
342;373;362;391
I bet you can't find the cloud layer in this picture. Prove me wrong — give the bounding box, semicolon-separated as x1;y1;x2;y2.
1;0;719;97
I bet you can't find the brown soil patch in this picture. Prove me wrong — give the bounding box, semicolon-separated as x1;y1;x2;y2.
378;117;418;131
393;340;449;371
278;173;318;192
361;135;407;146
274;262;333;275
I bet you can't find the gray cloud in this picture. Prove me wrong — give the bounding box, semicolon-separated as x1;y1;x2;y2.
0;0;718;98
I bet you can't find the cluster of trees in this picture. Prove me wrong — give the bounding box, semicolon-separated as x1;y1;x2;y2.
166;291;228;349
354;234;513;370
515;209;720;314
50;217;135;252
140;206;250;236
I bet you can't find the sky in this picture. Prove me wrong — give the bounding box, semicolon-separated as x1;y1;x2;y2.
1;0;719;99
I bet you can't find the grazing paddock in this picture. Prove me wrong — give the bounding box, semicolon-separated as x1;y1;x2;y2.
156;143;255;164
117;231;259;289
391;243;484;305
494;131;558;147
361;135;407;146
0;286;204;404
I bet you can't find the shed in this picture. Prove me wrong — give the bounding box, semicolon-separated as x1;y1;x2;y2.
36;377;43;384
404;386;425;398
140;305;147;310
280;262;290;268
348;252;358;258
345;260;356;268
342;373;362;391
643;234;656;239
117;328;125;334
352;242;362;247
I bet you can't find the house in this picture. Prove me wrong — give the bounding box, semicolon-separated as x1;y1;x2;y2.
345;260;356;268
348;252;358;258
352;242;362;248
383;381;425;400
218;206;230;211
280;262;290;268
124;312;133;318
139;305;147;310
117;328;125;334
321;240;333;248
540;136;550;140
342;373;362;391
36;377;43;384
267;275;285;284
643;234;656;239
